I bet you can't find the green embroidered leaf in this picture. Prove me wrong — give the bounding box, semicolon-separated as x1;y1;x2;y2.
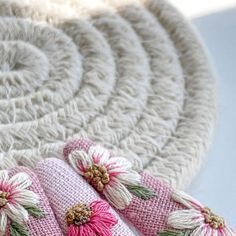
24;205;45;218
127;184;156;200
10;221;29;236
158;231;191;236
158;231;184;236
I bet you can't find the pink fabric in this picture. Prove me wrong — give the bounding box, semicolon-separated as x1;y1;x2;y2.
63;138;186;236
36;158;135;236
121;172;184;235
64;138;94;161
7;166;63;236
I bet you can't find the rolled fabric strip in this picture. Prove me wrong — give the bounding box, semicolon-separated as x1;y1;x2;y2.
64;138;236;236
3;166;63;236
35;158;136;236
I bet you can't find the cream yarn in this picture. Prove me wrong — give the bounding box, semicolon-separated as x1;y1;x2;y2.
0;0;217;189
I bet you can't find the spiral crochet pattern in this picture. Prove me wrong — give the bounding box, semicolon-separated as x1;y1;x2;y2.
0;0;217;189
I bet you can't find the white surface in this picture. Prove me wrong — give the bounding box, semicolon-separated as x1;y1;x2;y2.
168;0;236;18
184;8;236;228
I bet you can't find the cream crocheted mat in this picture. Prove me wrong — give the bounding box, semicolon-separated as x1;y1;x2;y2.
0;0;217;189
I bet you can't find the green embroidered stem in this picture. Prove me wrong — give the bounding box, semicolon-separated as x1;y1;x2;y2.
10;221;29;236
24;205;45;218
127;184;155;200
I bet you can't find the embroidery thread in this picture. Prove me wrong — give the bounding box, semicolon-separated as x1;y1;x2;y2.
158;230;192;236
10;221;29;236
127;184;155;200
158;231;187;236
68;145;155;209
167;190;236;236
0;170;45;236
66;200;117;236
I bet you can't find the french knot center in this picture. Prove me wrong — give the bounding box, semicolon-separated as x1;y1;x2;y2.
66;203;92;226
84;164;110;192
0;191;9;207
202;207;225;229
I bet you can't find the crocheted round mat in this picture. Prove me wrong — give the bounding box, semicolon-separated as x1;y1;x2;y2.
0;0;217;189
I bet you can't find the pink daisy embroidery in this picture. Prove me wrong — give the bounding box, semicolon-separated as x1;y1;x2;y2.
167;190;236;236
67;144;155;210
0;170;44;235
66;200;117;236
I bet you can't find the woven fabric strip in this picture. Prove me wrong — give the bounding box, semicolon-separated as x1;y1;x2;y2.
36;158;135;235
64;138;184;235
7;166;63;236
121;172;184;235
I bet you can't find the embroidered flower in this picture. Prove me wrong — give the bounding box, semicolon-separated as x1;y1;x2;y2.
66;200;117;236
68;144;155;209
167;190;236;236
0;170;45;235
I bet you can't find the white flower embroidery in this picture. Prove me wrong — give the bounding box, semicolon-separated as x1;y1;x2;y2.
0;170;40;234
168;190;236;236
68;144;154;210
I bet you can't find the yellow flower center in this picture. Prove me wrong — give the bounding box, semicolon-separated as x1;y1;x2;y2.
0;191;9;207
84;164;110;192
65;203;92;226
202;207;225;229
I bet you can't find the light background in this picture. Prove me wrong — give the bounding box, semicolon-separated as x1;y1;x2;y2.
169;0;236;228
